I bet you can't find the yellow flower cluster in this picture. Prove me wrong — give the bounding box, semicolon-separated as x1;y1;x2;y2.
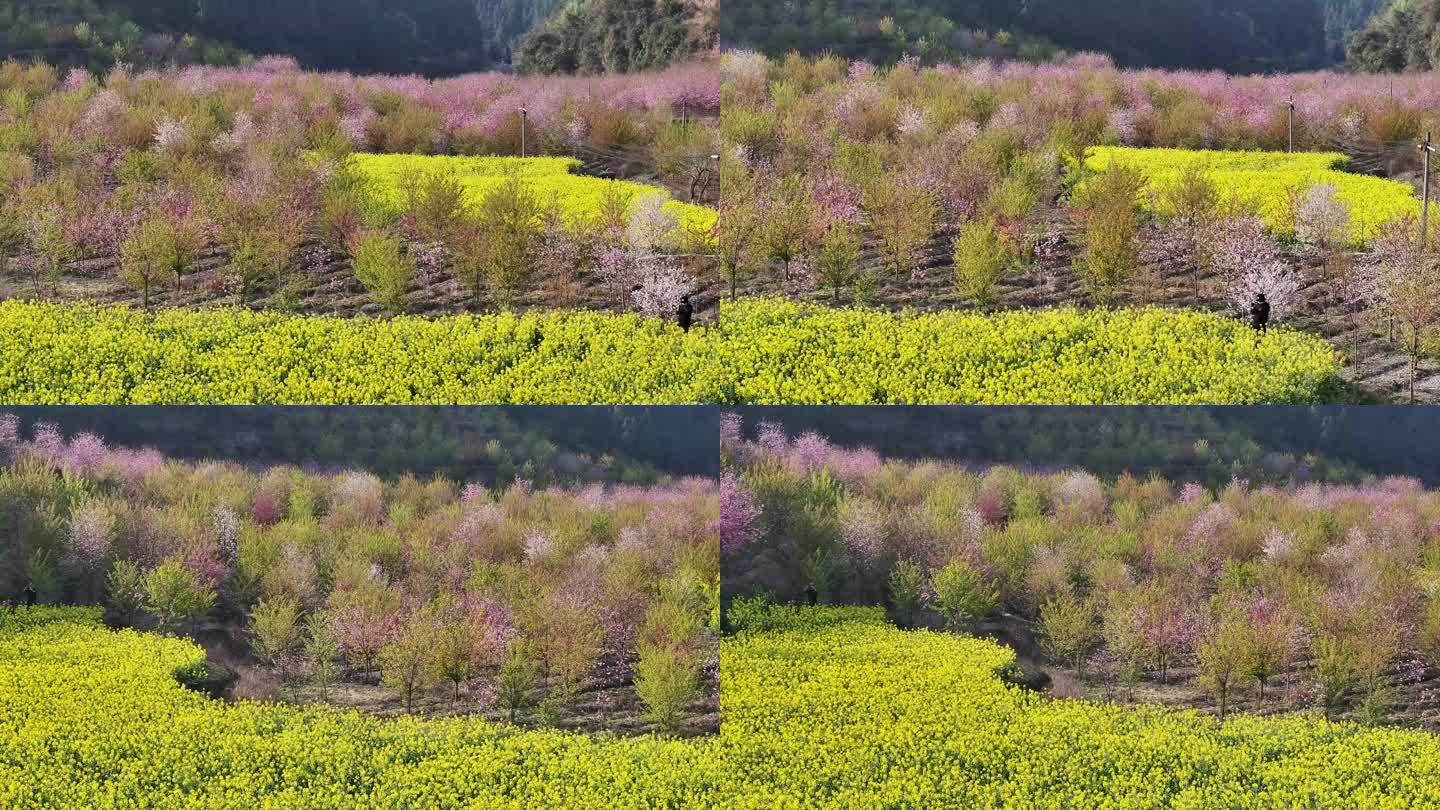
717;300;1342;404
347;153;718;237
14;607;1440;805
0;299;1342;404
1085;147;1418;243
0;300;722;404
0;609;722;808
720;608;1440;807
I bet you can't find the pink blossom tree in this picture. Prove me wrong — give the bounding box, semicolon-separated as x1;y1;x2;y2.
720;471;763;557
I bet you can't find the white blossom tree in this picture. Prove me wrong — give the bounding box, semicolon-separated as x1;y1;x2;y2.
1213;215;1302;323
1296;184;1351;254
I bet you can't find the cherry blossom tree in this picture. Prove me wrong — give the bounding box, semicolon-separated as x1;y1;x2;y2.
1295;184;1350;253
1214;215;1302;323
631;262;692;320
720;471;762;556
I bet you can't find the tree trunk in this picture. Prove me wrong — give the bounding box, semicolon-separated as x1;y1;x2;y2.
1412;331;1420;404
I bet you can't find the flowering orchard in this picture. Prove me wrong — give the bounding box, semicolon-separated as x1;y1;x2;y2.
723;420;1440;729
0;56;719;317
720;53;1440;398
0;419;719;734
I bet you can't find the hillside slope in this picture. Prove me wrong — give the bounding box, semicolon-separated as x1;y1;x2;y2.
721;0;1330;72
517;0;717;74
1;0;709;76
1348;0;1440;71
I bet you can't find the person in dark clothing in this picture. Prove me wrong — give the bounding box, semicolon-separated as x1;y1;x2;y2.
22;583;36;608
1250;292;1270;334
676;294;694;332
803;584;817;606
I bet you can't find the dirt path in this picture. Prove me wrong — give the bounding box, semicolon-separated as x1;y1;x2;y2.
1;243;723;325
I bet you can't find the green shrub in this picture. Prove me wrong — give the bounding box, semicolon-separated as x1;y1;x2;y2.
144;559;215;632
304;613;341;701
349;228;415;315
497;641;540;723
475;175;543;306
408;170;467;243
119;216;171;309
1036;593;1099;677
814;225;861;303
1074;160;1145;302
888;560;927;627
931;560;998;632
379;622;437;714
248;595;302;677
634;645;700;735
953;218;1012;306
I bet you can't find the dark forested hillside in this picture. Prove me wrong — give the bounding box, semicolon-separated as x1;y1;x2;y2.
1;407;719;484
517;0;712;74
732;407;1440;489
180;0;507;75
1320;0;1389;58
0;0;247;72
1348;0;1440;71
722;0;1331;73
0;0;709;76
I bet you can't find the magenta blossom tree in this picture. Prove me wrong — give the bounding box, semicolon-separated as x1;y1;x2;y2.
720;471;763;556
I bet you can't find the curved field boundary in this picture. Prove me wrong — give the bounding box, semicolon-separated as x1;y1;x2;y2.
723;612;1440;806
0;610;720;807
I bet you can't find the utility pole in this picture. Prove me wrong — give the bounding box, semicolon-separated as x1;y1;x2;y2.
1287;98;1295;153
1422;132;1435;250
520;108;528;158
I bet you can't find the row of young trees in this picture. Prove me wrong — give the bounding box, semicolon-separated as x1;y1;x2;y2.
1;416;719;735
723;418;1440;727
331;166;712;315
